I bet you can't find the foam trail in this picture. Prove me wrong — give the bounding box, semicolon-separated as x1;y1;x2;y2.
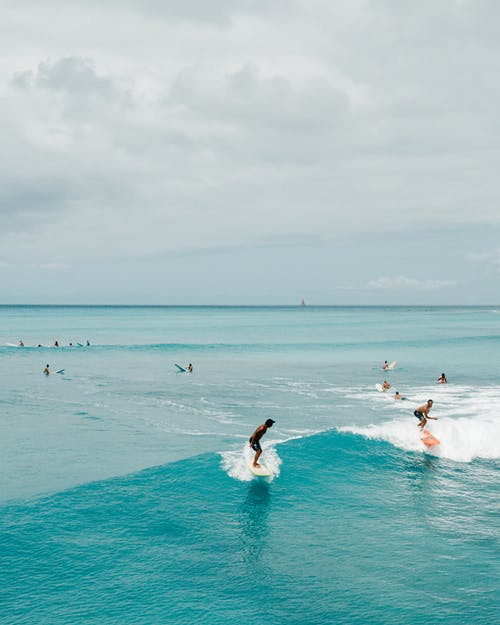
220;443;282;481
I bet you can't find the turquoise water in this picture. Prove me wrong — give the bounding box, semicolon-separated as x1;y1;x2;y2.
1;306;499;624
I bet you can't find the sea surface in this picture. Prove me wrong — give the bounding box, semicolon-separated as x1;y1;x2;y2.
1;305;499;624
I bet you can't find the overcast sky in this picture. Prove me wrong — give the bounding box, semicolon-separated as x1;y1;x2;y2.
1;0;499;304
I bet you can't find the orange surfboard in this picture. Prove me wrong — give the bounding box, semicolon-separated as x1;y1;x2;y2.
421;429;440;447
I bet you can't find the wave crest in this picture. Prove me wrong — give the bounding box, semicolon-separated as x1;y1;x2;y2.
340;416;500;463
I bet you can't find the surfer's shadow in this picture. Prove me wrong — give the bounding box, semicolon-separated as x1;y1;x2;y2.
405;454;441;481
404;454;444;513
237;481;272;572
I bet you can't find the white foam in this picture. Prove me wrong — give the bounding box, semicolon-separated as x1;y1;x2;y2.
339;382;500;462
220;443;282;481
340;414;500;463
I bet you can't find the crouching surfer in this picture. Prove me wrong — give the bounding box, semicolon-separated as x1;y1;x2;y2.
413;399;437;430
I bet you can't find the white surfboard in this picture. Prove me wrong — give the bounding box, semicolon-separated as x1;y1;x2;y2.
175;363;186;372
375;383;385;392
245;454;272;477
387;360;397;369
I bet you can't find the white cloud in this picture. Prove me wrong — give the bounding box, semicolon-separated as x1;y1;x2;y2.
0;260;71;270
366;276;456;290
34;262;71;271
465;249;500;268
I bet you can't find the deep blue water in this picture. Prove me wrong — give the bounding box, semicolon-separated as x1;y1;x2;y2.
1;306;499;624
2;432;498;625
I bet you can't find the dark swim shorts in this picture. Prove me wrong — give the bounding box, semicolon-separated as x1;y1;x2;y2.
249;438;262;452
414;410;424;421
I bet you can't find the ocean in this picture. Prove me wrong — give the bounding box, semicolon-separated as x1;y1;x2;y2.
1;305;499;624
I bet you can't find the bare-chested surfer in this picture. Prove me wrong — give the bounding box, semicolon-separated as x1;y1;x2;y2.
413;400;437;430
249;418;275;467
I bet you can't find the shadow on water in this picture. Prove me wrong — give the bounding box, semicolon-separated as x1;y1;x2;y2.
405;453;441;477
238;479;272;574
402;452;453;532
404;453;442;493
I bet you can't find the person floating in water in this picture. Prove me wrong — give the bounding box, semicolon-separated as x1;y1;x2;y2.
187;363;193;373
413;400;437;430
86;340;90;346
249;418;275;467
18;340;24;347
54;340;59;347
43;364;50;375
383;360;389;369
382;380;391;391
394;391;406;400
437;372;447;384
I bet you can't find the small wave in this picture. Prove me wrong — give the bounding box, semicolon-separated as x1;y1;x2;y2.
220;444;282;481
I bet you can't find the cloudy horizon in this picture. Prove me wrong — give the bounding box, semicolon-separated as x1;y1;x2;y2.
1;0;499;304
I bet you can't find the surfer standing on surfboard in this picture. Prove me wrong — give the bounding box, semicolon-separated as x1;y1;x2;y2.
249;419;275;467
413;400;437;430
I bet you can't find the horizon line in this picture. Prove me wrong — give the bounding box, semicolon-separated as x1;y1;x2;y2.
0;303;498;308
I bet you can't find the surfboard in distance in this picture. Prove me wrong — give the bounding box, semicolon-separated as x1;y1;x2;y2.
246;454;272;477
55;369;65;374
175;363;186;372
387;360;397;369
421;429;440;447
375;383;385;392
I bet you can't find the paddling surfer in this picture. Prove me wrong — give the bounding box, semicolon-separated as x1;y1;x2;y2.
413;400;437;430
43;364;50;375
249;418;275;467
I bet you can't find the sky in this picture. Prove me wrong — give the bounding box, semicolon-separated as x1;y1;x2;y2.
1;0;499;304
